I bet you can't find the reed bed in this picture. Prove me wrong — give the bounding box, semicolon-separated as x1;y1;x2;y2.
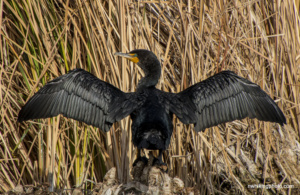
1;0;299;194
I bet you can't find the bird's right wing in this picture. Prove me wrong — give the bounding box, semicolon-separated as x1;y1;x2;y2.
159;71;286;132
18;69;143;132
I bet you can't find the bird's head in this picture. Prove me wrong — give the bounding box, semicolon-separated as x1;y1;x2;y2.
114;49;161;76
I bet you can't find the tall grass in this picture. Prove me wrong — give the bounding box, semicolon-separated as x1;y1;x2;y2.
1;0;299;194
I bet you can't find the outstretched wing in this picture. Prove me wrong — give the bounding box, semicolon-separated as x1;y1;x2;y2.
18;69;142;132
160;71;286;132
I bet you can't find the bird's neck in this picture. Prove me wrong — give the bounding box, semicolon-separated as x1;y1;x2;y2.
137;67;161;89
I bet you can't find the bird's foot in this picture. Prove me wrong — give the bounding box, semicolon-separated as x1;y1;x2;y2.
133;156;148;167
131;156;149;181
152;158;168;172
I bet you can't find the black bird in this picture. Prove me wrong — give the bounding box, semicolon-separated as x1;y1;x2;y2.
18;49;286;166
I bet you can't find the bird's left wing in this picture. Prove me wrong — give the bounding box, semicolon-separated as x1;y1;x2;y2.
18;69;143;132
159;71;286;132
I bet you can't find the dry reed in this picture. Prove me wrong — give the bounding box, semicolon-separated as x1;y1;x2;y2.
1;0;299;194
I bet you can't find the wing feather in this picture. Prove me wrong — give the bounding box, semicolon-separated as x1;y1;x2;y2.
18;69;141;132
159;71;286;132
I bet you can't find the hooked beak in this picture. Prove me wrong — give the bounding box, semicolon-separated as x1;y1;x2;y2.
114;52;139;63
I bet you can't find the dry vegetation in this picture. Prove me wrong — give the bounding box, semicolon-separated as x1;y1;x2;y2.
1;0;300;194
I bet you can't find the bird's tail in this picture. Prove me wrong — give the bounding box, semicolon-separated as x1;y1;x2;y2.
136;129;166;150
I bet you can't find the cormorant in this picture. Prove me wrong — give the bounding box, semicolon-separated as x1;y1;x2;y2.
18;49;286;166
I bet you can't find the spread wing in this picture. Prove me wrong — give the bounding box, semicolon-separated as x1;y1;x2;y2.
159;71;286;132
18;69;142;132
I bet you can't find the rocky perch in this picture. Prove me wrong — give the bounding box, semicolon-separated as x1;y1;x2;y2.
91;154;197;195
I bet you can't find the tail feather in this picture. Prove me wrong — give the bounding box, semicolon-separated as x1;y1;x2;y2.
136;129;166;150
